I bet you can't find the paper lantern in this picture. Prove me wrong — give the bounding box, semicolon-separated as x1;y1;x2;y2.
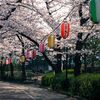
6;58;9;65
90;0;100;23
48;34;55;48
39;42;45;53
9;57;12;64
32;50;36;59
20;56;25;62
61;21;70;39
12;58;17;65
25;49;30;59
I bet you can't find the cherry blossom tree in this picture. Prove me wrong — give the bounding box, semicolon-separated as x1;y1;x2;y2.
0;0;99;75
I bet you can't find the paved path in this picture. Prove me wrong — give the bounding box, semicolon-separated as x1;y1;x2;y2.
0;81;78;100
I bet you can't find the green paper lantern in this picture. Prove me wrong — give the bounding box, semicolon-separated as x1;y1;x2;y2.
13;58;17;65
90;0;100;23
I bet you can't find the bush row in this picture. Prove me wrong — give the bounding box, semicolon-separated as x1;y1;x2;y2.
69;73;100;100
41;71;100;100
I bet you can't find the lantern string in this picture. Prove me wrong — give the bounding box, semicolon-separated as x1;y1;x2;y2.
41;2;92;42
41;6;76;42
49;6;75;34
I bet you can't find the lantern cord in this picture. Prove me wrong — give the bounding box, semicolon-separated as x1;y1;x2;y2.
41;6;76;42
49;0;91;36
49;6;75;35
50;7;75;34
41;34;50;42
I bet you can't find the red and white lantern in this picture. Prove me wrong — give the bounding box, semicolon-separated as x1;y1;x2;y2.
9;57;12;64
32;50;36;59
60;21;70;39
6;58;9;65
39;42;45;53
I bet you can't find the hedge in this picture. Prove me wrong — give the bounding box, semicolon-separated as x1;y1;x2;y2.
41;71;55;87
69;73;100;100
41;71;100;100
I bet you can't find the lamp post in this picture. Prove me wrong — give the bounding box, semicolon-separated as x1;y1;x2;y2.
0;48;4;79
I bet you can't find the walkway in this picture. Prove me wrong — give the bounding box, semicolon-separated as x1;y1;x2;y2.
0;81;78;100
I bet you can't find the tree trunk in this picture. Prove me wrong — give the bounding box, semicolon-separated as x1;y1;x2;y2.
21;44;26;81
91;53;95;72
0;57;5;80
74;53;81;76
84;54;87;72
63;47;68;79
69;55;72;68
10;63;14;79
0;63;4;80
74;33;83;76
16;35;26;81
55;53;62;74
21;62;26;81
55;44;62;74
66;53;68;79
9;53;14;80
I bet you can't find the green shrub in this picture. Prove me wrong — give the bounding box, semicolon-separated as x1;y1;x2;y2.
51;73;66;91
41;72;54;87
41;70;74;90
41;71;100;100
51;70;74;91
69;73;100;100
63;69;74;74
